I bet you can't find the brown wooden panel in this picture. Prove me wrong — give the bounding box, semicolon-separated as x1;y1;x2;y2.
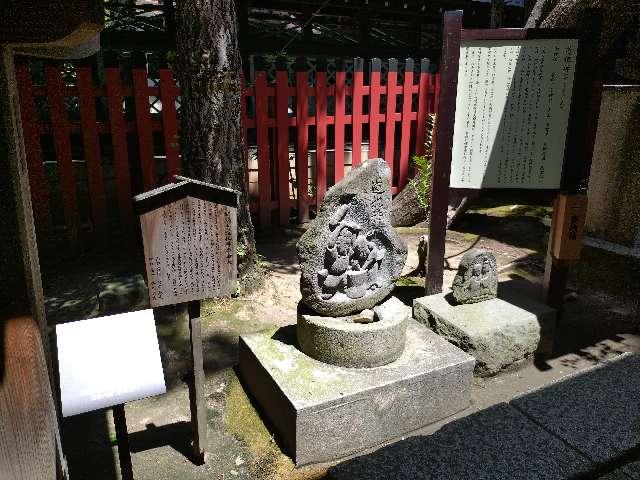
139;196;237;307
550;194;587;261
0;317;59;480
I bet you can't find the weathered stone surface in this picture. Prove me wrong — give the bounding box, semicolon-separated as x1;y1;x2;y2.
238;319;474;466
297;158;407;316
414;290;556;376
297;297;409;368
452;248;498;304
329;403;595;480
511;354;640;465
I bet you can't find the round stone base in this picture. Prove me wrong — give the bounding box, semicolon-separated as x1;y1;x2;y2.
296;297;409;368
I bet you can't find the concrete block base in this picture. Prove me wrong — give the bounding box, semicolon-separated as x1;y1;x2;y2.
238;319;474;466
414;290;556;377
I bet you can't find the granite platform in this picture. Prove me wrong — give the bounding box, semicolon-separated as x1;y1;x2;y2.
238;319;475;465
414;289;556;376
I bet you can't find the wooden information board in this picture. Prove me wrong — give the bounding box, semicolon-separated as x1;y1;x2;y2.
136;178;238;307
135;176;238;464
451;38;578;190
426;11;600;299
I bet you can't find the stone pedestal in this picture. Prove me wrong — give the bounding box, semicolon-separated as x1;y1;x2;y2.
238;319;474;466
413;290;556;377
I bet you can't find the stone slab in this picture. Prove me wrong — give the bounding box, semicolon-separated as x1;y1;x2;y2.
238;319;475;466
511;353;640;465
413;289;556;376
329;403;595;480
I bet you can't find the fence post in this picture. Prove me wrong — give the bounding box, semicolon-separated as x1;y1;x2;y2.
132;52;156;191
315;58;328;206
159;53;180;181
254;57;271;227
76;57;108;238
295;57;309;223
104;51;135;240
275;56;290;225
45;62;78;240
352;57;365;167
399;58;415;190
334;59;346;183
384;58;398;182
415;58;431;156
15;60;50;229
240;73;249;194
368;58;382;159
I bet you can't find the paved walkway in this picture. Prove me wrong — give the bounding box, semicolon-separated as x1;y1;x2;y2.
329;354;640;480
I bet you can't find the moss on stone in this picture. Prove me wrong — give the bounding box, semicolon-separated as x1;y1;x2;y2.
224;376;296;479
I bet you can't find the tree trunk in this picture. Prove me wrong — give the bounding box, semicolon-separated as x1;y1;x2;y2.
390;175;428;227
175;0;256;272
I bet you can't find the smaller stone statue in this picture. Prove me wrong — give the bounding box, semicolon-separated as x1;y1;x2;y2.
451;248;498;304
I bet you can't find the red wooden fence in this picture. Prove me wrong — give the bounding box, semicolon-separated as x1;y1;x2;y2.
15;57;437;240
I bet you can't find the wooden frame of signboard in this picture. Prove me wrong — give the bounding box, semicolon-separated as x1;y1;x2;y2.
425;10;601;319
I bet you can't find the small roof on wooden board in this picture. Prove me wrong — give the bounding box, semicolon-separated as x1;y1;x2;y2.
134;176;239;215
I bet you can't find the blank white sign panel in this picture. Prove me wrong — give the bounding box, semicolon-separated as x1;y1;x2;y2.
450;38;578;189
57;309;166;417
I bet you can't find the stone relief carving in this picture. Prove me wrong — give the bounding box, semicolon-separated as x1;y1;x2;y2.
317;203;386;300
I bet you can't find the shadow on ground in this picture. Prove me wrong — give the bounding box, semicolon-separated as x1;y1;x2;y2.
329;355;640;480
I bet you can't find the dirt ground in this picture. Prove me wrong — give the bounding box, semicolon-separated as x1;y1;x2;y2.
42;203;640;480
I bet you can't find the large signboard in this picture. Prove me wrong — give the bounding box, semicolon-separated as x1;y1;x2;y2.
57;310;166;417
450;38;578;189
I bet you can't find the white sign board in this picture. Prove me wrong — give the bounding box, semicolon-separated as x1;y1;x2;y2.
450;38;578;189
57;309;166;417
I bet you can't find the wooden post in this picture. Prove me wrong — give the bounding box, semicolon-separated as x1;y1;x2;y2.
425;10;463;295
112;404;134;480
295;57;310;223
254;58;271;227
275;56;290;225
187;300;206;464
334;59;346;183
543;10;602;314
315;58;328;206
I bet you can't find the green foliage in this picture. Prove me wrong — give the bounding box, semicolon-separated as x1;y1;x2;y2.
410;154;433;211
409;112;436;211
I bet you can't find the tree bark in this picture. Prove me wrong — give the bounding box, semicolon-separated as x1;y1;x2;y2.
390;175;428;227
175;0;256;271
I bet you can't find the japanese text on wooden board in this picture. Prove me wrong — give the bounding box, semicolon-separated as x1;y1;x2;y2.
450;38;578;189
140;196;237;307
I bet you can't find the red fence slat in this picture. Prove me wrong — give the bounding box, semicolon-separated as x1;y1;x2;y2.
315;65;328;206
104;66;135;236
254;70;271;227
399;59;415;190
275;65;290;225
159;68;180;180
368;59;382;158
384;59;398;177
334;62;346;183
352;58;365;167
45;65;78;231
15;63;50;227
132;67;156;190
76;66;107;235
415;59;431;156
295;63;310;223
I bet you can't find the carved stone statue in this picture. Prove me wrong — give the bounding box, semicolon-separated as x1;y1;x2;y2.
297;159;407;316
451;248;498;304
